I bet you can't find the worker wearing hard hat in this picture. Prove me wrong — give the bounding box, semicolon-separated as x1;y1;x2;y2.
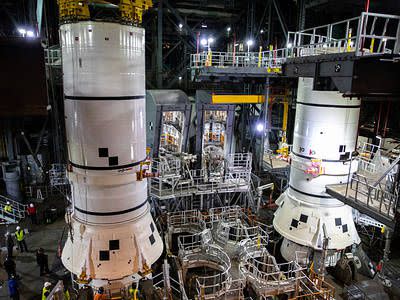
27;203;38;225
14;226;28;253
4;201;12;217
42;282;52;300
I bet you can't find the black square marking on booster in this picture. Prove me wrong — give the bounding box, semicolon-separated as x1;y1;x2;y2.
291;219;299;228
99;250;110;261
109;240;120;251
342;224;348;233
109;156;119;166
299;214;308;223
335;218;342;226
150;223;155;233
98;148;109;157
149;234;156;245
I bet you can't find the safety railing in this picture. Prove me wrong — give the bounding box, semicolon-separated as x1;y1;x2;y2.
358;142;382;174
178;229;213;256
150;152;252;199
49;164;69;186
215;218;270;246
152;156;182;177
190;245;232;299
168;209;205;228
191;12;400;72
289;272;335;300
44;47;62;66
240;241;306;290
349;173;398;219
226;152;253;172
153;272;189;300
0;195;27;224
191;49;286;71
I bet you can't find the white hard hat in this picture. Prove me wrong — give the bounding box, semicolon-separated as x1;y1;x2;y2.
30;203;34;207
16;226;20;231
6;201;10;205
44;282;52;288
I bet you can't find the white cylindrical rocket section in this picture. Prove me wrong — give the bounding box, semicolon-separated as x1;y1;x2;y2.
273;78;360;261
60;22;163;282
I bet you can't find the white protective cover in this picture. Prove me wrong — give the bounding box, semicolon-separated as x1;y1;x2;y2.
273;78;360;255
60;21;163;281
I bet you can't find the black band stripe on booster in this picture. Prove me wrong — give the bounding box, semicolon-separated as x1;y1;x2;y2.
292;151;352;163
297;101;360;109
75;200;148;216
65;95;145;101
69;159;145;171
289;185;333;199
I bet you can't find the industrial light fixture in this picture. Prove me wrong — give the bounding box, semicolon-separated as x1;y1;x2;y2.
201;24;207;28
208;37;214;44
227;27;231;33
178;23;183;30
26;30;35;38
246;39;254;52
256;123;264;132
287;42;293;49
18;28;26;36
178;76;182;81
260;29;264;34
246;39;254;46
200;38;208;46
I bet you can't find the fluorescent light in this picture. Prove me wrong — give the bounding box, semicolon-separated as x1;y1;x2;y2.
256;123;264;132
200;38;208;46
201;24;207;28
18;28;26;35
26;30;35;38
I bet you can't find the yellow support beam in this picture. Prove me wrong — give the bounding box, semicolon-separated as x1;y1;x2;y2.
212;94;267;104
58;0;90;22
120;0;153;24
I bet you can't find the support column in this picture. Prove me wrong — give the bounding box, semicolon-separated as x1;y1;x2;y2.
260;77;270;171
156;0;163;88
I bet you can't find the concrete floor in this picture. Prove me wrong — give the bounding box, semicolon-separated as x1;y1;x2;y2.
0;216;67;299
0;204;398;299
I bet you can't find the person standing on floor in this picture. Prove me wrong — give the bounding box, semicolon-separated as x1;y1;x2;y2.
26;203;38;225
6;232;14;258
36;248;50;276
14;227;28;253
42;282;52;300
8;275;19;300
4;257;16;279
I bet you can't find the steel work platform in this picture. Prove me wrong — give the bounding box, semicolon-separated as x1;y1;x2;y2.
190;12;400;96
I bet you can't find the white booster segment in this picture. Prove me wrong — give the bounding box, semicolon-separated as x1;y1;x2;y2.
273;77;360;263
60;21;163;284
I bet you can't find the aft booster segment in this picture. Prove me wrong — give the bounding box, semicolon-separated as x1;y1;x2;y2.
273;77;360;265
59;3;163;288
